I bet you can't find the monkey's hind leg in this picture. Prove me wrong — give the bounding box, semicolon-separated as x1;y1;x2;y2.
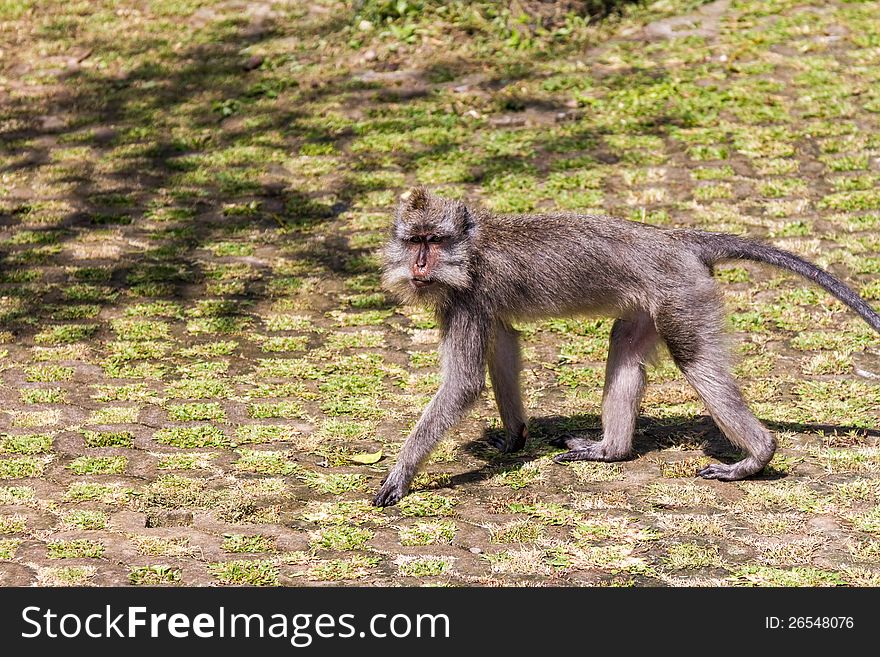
660;309;776;481
487;321;528;453
555;314;659;463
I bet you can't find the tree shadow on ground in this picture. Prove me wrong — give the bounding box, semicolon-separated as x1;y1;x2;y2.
0;7;375;343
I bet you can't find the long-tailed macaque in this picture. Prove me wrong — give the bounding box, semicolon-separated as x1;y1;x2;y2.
372;187;880;506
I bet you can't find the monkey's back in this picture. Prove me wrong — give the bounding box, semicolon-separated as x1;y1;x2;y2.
476;211;711;319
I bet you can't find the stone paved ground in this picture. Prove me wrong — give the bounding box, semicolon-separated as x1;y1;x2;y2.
0;0;878;586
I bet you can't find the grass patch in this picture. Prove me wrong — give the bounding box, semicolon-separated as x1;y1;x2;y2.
61;509;108;530
222;534;277;554
0;456;47;479
82;430;134;448
67;455;127;475
24;365;74;382
310;525;374;551
663;543;722;569
47;539;105;559
129;565;182;585
731;566;846;587
0;539;21;560
154;425;228;448
166;402;226;422
234;449;299;476
208;560;279;586
399;520;456;546
397;556;451;577
0;433;52;455
397;492;457;517
307;556;379;582
19;387;67;404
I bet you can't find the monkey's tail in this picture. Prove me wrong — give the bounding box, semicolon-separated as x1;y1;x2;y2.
690;231;880;334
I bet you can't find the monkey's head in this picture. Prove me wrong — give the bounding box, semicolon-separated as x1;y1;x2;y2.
382;187;476;304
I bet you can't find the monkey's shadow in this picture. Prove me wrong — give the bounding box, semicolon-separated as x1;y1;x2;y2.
448;414;880;488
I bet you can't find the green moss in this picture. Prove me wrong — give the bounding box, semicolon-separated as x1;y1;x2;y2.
0;486;34;504
694;183;733;201
259;336;309;352
299;470;366;495
156;452;214;470
399;519;457;546
92;383;157;403
0;514;27;533
820;154;870;172
491;520;545;544
664;543;722;569
492;460;544;490
758;178;807;198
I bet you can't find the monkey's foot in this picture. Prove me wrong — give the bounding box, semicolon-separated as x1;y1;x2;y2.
488;424;528;454
552;436;629;463
698;457;766;481
372;469;411;507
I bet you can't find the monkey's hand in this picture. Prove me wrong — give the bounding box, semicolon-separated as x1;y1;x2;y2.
372;468;410;507
488;424;528;454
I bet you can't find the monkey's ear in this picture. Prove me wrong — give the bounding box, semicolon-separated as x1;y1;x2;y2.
403;186;430;211
459;204;476;237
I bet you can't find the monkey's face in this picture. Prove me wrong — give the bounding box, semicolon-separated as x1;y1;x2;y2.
382;187;474;303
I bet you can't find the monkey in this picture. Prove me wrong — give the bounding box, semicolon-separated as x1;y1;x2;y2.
371;187;880;507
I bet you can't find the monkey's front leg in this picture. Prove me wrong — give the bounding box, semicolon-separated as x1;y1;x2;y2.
373;380;484;506
373;317;489;507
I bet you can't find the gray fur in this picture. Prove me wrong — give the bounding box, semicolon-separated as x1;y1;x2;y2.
372;188;880;506
557;313;660;462
487;321;528;454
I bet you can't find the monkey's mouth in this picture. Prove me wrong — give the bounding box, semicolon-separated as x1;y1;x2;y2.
411;278;434;289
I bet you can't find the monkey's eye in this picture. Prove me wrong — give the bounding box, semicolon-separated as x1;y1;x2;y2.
408;236;422;244
427;235;445;244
